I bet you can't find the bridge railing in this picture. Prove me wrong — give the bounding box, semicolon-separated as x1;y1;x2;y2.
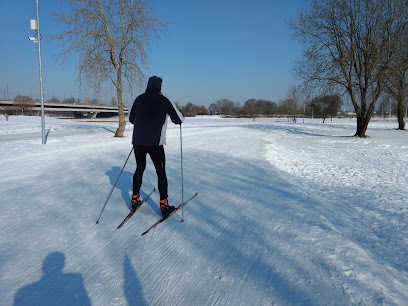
0;100;128;117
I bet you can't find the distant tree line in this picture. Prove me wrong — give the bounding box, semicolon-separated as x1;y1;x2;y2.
178;94;344;122
7;92;399;123
178;102;209;117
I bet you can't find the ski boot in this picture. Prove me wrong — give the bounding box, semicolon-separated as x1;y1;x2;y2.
131;194;142;211
160;199;176;217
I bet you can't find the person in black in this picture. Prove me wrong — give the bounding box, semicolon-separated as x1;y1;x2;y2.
129;76;184;217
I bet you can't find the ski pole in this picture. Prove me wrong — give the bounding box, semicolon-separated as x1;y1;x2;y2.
180;124;185;222
96;147;134;224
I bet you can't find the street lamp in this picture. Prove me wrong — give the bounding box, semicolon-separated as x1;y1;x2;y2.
29;0;45;144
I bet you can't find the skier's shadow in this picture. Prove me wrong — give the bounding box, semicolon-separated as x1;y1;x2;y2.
106;167;160;214
13;252;91;306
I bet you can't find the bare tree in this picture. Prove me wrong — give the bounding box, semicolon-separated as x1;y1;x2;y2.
182;102;198;117
14;95;34;103
243;99;258;118
385;10;408;130
309;94;342;123
279;99;299;122
197;105;209;115
209;99;239;116
47;97;60;103
290;0;407;137
286;86;300;122
298;83;314;123
1;106;12;121
63;97;76;104
386;71;408;130
14;95;34;115
52;0;167;137
377;95;398;118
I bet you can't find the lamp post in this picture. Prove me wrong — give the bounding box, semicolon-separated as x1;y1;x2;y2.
29;0;45;144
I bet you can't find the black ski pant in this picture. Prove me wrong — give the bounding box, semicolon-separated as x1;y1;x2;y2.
133;145;168;200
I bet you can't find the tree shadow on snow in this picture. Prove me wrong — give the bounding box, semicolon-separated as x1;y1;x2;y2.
160;150;351;304
162;143;408;304
13;252;91;306
243;122;353;138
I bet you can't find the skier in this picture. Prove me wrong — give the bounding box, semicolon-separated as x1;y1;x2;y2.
129;76;184;217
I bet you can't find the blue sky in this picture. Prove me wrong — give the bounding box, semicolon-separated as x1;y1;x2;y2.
0;0;306;107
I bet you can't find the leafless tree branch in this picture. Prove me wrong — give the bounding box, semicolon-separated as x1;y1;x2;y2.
51;0;168;136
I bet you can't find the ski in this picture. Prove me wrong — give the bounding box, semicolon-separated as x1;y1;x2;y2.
141;192;198;236
116;188;156;229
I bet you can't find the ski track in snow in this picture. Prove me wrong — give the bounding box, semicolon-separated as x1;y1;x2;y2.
1;116;408;305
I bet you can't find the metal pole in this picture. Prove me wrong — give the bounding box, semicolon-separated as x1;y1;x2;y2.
180;124;184;222
36;0;46;144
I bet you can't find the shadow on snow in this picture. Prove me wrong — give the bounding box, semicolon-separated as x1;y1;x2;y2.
13;252;91;306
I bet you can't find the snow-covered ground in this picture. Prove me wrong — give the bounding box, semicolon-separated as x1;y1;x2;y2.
1;115;407;305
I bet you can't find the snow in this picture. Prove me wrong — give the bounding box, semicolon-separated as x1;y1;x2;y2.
1;115;407;305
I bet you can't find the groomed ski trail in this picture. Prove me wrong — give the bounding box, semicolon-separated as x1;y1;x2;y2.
1;117;407;305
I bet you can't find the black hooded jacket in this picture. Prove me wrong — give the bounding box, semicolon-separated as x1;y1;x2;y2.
129;86;184;146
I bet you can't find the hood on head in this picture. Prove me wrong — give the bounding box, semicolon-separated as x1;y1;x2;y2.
147;76;162;92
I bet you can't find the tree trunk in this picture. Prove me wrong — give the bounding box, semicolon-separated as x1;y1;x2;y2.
397;98;405;130
396;80;406;130
353;92;377;138
355;113;370;137
115;76;126;137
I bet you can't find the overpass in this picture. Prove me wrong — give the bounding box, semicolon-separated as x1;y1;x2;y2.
0;100;129;118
